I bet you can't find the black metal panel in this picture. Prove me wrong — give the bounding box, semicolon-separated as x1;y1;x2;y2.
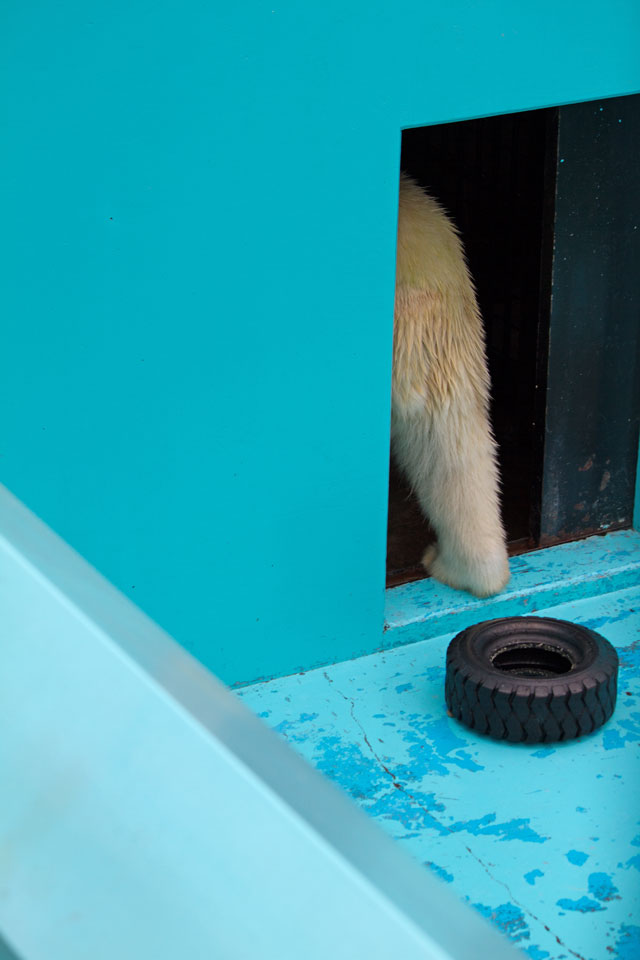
540;95;640;544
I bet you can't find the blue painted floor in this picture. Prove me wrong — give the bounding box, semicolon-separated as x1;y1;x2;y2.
238;561;640;960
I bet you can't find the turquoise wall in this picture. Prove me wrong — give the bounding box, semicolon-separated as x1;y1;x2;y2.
2;1;639;685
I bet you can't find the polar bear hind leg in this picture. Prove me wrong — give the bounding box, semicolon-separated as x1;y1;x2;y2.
392;174;510;598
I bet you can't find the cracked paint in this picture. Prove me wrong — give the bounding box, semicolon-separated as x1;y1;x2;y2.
588;873;620;902
425;860;454;883
557;895;604;913
473;901;530;943
566;851;589;866
238;578;640;960
525;947;551;960
623;852;640;873
449;813;547;844
614;924;640;959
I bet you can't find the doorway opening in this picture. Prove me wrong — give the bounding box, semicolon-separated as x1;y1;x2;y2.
387;107;556;586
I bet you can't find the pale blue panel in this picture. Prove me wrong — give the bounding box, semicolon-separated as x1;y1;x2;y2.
0;486;519;960
1;1;639;684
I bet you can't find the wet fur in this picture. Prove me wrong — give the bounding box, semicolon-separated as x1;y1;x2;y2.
392;174;509;597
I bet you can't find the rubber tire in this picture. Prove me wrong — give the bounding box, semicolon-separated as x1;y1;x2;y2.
445;616;619;743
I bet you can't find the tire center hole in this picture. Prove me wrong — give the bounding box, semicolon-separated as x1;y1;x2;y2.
491;643;574;678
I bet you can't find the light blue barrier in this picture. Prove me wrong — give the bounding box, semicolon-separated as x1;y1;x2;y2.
0;486;520;960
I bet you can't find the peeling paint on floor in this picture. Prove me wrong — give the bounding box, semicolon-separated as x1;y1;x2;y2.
238;580;640;960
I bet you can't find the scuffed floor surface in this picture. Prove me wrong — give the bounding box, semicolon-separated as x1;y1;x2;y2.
237;585;640;960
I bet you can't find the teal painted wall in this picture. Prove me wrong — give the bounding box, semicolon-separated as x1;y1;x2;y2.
2;1;640;685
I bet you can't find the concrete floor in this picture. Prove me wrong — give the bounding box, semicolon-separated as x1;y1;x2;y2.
238;538;640;960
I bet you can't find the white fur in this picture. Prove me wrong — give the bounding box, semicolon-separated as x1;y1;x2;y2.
392;174;509;597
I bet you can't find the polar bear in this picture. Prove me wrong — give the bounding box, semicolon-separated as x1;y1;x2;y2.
392;173;510;597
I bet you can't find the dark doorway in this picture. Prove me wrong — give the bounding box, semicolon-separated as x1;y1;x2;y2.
387;107;555;586
388;96;640;588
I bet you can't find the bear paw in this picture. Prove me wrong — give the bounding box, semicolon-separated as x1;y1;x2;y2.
422;543;510;598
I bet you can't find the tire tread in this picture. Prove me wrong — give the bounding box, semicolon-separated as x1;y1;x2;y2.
444;621;618;744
